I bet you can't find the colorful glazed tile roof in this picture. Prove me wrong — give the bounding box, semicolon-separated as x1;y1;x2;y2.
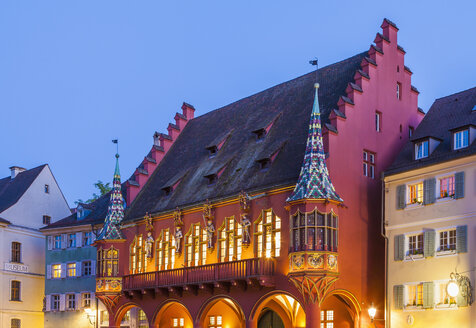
97;154;126;240
287;83;343;202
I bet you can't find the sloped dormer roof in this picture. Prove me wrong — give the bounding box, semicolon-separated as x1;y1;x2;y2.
125;51;368;221
0;164;47;213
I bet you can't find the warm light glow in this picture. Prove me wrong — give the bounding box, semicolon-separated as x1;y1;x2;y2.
447;281;459;298
368;307;376;319
84;308;92;315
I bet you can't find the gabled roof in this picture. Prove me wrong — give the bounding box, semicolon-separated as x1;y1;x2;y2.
386;86;476;176
0;164;47;213
125;51;367;221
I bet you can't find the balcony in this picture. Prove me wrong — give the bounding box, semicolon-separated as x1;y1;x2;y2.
123;258;275;294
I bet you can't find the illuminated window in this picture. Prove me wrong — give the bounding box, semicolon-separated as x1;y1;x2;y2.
454;130;469;150
291;210;338;252
11;242;21;263
208;315;222;328
98;246;119;277
439;176;455;198
407;284;423;306
66;263;76;277
218;217;243;262
254;210;281;258
363;150;375;178
439;229;456;252
67;294;76;310
52;264;61;279
185;224;207;267
10;280;20;301
407;234;423;256
320;310;334;328
408;182;423;204
130;236;145;274
11;318;21;328
415;140;429;159
172;318;185;327
138;310;148;328
102;310;110;324
156;229;176;270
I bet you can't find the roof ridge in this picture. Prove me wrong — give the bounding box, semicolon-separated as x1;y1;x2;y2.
435;86;476;101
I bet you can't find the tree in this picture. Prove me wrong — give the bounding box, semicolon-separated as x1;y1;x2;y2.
75;180;112;205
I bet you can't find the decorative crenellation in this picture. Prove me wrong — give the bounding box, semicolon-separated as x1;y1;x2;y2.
126;102;195;204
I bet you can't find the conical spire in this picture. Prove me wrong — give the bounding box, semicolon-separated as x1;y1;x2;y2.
287;83;343;202
97;152;125;240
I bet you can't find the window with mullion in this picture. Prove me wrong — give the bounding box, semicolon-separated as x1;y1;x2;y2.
408;234;423;255
11;242;21;263
185;224;207;267
156;229;175;270
254;210;281;258
439;230;456;251
218;217;243;262
291;211;338;252
10;280;20;301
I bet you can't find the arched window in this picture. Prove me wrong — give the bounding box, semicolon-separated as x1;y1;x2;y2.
97;246;119;277
254;210;281;258
185;223;207;267
156;229;175;270
218;217;243;262
129;235;145;274
291;210;338;252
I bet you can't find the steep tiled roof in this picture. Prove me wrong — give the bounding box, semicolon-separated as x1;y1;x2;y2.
386;86;476;176
0;165;47;213
125;51;368;221
41;184;127;230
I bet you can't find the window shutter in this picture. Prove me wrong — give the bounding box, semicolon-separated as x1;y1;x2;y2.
456;225;468;253
423;230;435;258
47;236;53;251
76;262;82;277
393;285;404;310
423;178;436;204
423;282;435;309
45;294;51;311
59;294;65;311
76;232;83;248
456;285;469;307
91;261;96;276
75;293;82;309
455;171;465;199
46;265;52;279
396;185;406;209
61;234;67;249
60;263;66;278
394;235;405;261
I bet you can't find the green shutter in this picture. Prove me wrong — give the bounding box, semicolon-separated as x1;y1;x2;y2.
423;282;435;309
396;185;406;209
394;285;404;310
394;234;405;261
455;172;465;199
423;230;435;258
423;178;436;205
456;225;468;253
456;284;469;307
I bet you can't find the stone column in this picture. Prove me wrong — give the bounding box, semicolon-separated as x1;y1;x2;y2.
305;302;321;328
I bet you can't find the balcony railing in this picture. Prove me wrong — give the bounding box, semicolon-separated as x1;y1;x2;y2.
123;257;275;291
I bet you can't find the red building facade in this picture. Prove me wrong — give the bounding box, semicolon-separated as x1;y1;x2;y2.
95;19;423;328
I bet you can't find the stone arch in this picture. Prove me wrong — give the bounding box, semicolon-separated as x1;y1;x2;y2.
321;289;361;328
114;302;150;328
196;295;246;328
250;290;305;328
152;299;193;328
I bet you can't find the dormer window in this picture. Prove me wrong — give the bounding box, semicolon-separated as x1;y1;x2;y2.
415;140;429;159
205;174;218;186
257;158;271;171
207;146;218;157
253;128;267;141
162;186;173;196
454;129;469;150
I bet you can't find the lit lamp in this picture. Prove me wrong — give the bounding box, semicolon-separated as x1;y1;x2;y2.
368;307;377;322
84;307;96;326
447;280;459;298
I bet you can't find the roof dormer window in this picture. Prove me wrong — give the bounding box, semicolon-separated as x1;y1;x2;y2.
415;140;429;159
253;128;267;141
207;145;218;157
162;186;173;196
454;129;469;150
257;158;271;171
205;174;218;186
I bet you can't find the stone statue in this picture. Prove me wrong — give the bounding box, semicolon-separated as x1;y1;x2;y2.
145;232;154;258
174;226;183;253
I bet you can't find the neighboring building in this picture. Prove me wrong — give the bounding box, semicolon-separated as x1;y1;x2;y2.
94;18;423;328
384;87;476;327
0;165;71;328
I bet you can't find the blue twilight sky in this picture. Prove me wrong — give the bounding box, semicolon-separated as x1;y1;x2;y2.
1;1;475;207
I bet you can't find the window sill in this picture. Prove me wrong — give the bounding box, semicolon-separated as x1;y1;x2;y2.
436;250;456;257
435;197;455;204
9;300;22;303
404;254;424;261
404;306;425;312
405;203;423;210
435;304;458;310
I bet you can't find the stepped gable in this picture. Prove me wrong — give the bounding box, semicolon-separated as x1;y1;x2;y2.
0;164;47;213
125;51;368;221
386;86;476;176
126;103;195;205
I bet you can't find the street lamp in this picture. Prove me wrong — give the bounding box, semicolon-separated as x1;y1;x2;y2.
84;307;96;326
447;280;459;298
368;307;377;322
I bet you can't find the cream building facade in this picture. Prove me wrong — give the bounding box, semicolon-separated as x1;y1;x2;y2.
384;87;476;328
0;165;71;328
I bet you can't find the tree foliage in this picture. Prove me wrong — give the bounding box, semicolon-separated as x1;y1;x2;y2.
75;180;112;205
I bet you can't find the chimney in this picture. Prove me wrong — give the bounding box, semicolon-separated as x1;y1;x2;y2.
10;166;26;179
